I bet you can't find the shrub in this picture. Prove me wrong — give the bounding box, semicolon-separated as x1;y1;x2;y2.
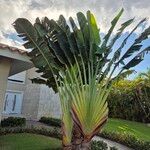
91;140;108;150
110;146;118;150
91;141;118;150
0;126;61;139
108;78;150;123
1;117;26;127
99;131;150;150
39;117;61;127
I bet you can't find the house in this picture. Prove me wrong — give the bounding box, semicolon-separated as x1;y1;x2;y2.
0;43;61;122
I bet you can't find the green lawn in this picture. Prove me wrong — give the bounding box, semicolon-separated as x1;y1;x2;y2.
0;119;149;150
103;118;150;142
0;133;61;150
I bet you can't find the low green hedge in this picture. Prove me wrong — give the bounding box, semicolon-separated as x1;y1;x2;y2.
0;126;61;139
39;117;61;127
1;117;26;127
99;131;150;150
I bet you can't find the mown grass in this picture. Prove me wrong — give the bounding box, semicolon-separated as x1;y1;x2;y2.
0;133;61;150
103;118;150;141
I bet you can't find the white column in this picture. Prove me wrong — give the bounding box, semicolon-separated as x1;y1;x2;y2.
0;58;11;122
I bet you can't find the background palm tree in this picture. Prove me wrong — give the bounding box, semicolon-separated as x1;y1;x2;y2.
139;68;150;87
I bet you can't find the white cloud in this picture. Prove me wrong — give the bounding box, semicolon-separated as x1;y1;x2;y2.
0;0;150;49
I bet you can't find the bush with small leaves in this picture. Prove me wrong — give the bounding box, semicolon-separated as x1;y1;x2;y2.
91;140;108;150
108;77;150;123
1;117;26;127
99;131;150;150
0;126;61;139
39;117;61;127
110;146;118;150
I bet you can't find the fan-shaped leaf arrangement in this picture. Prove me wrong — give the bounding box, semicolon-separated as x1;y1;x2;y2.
14;9;150;149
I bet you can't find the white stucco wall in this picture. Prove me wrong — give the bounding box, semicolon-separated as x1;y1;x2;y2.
0;58;11;121
21;84;40;120
21;68;40;120
22;68;62;120
4;67;62;120
37;85;61;119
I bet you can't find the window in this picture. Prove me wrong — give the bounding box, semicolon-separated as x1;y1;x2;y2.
3;91;23;115
8;71;26;83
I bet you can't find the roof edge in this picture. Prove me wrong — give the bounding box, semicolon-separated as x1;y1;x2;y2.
0;43;31;63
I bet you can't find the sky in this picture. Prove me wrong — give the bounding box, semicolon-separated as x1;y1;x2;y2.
0;0;149;76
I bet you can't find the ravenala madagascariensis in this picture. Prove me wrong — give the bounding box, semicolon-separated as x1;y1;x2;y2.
14;8;150;149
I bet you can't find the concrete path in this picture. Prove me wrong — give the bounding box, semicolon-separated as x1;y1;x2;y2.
93;136;133;150
26;120;52;129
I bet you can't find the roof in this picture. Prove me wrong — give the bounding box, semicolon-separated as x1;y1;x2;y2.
0;42;31;62
0;43;33;76
0;43;27;54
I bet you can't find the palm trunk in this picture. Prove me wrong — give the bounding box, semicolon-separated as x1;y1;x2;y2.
62;123;93;149
63;142;91;150
70;141;91;150
71;124;91;150
73;141;91;150
80;141;91;150
63;145;72;150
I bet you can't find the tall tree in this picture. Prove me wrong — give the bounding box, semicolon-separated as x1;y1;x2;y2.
14;9;150;149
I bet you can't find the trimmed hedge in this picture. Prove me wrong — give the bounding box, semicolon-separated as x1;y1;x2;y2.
99;131;150;150
39;117;61;127
0;126;61;139
1;117;26;127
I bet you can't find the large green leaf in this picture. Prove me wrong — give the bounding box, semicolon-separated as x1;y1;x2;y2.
123;46;150;69
69;17;86;60
87;10;100;46
100;8;124;54
96;9;124;75
108;18;134;53
77;12;90;57
116;18;147;65
104;8;124;45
